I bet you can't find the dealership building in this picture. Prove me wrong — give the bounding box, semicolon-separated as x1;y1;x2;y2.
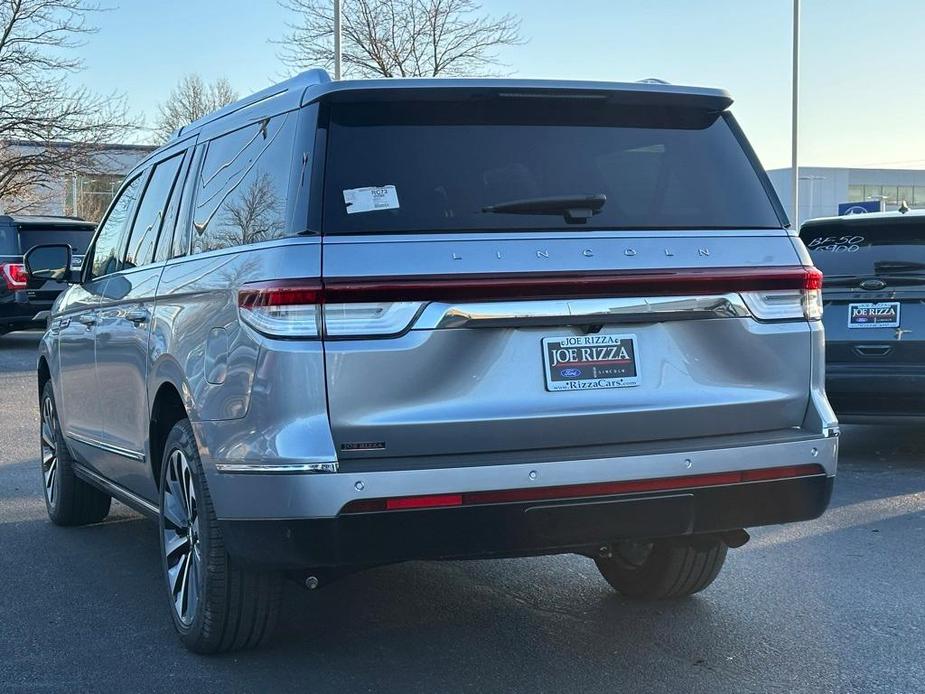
767;166;925;227
0;140;154;222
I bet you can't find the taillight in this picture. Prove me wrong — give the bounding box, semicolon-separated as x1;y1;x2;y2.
238;281;323;337
238;281;422;338
323;302;423;337
238;266;824;338
741;267;823;321
1;263;27;291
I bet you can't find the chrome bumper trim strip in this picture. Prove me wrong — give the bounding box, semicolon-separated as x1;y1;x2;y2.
413;294;751;329
215;461;339;474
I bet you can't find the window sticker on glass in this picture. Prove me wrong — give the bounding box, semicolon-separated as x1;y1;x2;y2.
343;185;399;214
805;235;866;253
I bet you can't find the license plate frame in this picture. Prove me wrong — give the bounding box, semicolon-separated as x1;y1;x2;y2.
542;334;640;392
848;301;900;328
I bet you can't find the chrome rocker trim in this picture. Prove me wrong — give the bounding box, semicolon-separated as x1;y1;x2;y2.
67;431;145;462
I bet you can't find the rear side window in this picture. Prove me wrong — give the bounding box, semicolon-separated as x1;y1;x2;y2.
190;112;296;255
0;226;15;254
322;100;781;234
801;220;925;278
90;175;143;279
124;153;184;269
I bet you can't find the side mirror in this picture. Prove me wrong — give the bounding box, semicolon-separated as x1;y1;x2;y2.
23;244;77;286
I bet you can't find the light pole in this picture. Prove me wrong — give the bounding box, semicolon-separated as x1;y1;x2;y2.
799;175;825;221
867;195;890;212
791;0;800;227
333;0;342;80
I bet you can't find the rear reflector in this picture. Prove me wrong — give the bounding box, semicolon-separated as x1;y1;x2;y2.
341;463;827;513
385;494;463;510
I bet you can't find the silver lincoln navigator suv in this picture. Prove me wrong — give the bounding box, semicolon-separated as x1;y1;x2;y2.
26;70;838;653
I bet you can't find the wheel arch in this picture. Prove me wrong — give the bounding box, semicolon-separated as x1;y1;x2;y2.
37;355;51;402
149;381;189;490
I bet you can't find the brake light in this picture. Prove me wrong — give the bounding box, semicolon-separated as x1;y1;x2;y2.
741;266;823;321
1;263;27;290
322;266;823;303
238;266;823;338
238;281;323;337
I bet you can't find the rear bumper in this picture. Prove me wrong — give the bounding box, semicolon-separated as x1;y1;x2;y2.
207;433;838;569
0;291;53;329
826;366;925;417
219;474;834;569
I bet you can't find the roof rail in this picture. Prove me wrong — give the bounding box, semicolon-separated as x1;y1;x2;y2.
171;68;332;140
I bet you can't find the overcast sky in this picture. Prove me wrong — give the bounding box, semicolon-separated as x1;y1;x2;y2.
76;0;925;170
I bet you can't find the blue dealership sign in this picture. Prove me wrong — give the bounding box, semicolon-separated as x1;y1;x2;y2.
838;200;882;215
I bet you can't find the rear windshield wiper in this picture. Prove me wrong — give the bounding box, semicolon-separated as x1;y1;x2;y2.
482;194;606;224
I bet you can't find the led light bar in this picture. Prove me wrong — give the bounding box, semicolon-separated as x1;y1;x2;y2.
238;266;824;338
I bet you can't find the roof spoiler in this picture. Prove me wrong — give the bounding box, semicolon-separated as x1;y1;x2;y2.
171;68;333;141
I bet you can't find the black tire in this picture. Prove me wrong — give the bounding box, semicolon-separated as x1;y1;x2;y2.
40;381;111;526
595;536;728;600
158;418;282;654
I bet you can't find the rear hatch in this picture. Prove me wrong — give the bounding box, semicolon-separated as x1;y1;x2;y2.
316;88;814;461
801;214;925;410
2;219;94;300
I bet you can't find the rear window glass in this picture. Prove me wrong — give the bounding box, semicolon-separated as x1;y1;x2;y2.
0;227;15;255
801;220;925;278
322;100;781;234
18;227;94;255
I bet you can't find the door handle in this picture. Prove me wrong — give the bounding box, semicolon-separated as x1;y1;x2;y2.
854;344;892;357
77;314;97;327
125;308;149;325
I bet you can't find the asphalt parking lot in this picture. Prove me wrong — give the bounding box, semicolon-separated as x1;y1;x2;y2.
1;330;924;693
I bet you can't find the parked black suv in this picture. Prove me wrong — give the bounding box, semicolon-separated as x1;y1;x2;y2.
801;210;925;419
0;215;94;336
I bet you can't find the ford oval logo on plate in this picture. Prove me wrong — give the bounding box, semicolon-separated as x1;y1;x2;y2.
560;368;582;378
860;278;886;291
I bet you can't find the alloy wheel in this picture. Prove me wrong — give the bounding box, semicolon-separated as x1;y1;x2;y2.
40;395;59;508
162;448;201;626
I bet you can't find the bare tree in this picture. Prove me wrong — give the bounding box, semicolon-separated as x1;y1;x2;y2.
219;172;285;247
72;184;111;222
154;74;238;143
194;173;285;253
0;0;138;214
276;0;523;78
